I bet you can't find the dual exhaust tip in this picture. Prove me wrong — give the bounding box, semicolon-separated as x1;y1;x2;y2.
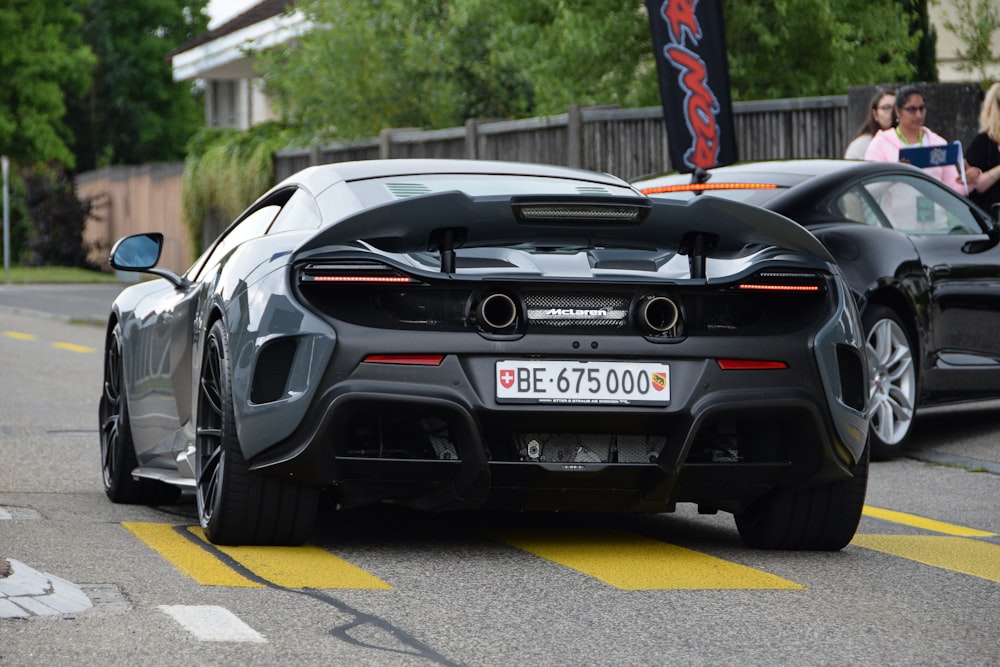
472;292;679;336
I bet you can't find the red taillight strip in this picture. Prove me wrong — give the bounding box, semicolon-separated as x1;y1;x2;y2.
640;183;778;195
717;359;788;370
364;354;445;366
307;275;414;283
738;283;820;292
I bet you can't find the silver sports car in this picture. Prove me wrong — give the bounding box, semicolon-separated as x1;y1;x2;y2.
100;159;870;549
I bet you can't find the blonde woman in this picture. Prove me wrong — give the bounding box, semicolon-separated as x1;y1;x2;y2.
966;82;1000;210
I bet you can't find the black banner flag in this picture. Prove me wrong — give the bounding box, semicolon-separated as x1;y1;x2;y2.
645;0;737;172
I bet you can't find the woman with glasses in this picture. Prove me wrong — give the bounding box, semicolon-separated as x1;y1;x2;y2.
965;82;1000;210
844;87;896;159
864;84;980;194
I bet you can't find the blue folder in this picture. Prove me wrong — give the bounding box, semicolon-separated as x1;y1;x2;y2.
899;141;961;168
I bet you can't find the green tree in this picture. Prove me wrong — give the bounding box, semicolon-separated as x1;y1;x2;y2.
942;0;1000;84
901;0;939;82
0;0;95;167
257;0;923;139
67;0;209;171
723;0;917;100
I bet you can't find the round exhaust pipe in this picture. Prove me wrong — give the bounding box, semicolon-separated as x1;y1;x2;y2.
475;292;519;333
637;295;679;334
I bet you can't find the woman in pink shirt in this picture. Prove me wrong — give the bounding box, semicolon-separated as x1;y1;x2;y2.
864;85;979;195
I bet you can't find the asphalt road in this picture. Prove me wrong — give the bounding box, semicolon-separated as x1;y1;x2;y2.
1;283;999;665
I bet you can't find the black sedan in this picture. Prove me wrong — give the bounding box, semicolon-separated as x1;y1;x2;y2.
101;159;869;549
635;159;1000;460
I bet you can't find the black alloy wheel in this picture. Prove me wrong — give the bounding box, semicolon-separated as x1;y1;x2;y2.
196;319;318;546
99;323;180;505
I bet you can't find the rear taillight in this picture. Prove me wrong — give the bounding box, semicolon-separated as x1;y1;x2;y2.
737;271;826;294
300;262;417;284
640;183;778;195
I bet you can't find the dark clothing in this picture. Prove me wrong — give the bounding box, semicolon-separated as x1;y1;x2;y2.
966;132;1000;211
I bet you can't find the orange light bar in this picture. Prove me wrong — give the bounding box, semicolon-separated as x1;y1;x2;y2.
738;283;821;292
309;275;414;283
640;183;778;195
717;359;788;370
364;354;445;366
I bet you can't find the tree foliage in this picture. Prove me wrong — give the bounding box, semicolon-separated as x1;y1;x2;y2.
182;123;297;254
724;0;917;99
941;0;1000;84
0;0;95;167
66;0;210;171
257;0;923;138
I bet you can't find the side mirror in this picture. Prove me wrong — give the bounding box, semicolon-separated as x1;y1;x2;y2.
963;205;1000;254
110;233;163;271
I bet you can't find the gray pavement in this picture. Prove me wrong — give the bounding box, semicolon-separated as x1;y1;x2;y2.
1;281;997;621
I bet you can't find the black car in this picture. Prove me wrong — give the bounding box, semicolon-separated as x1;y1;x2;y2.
635;159;1000;460
101;159;869;549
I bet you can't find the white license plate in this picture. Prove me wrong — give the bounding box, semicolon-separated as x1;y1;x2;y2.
495;360;670;405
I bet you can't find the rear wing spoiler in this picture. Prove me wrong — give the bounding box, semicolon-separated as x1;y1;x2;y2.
298;190;833;274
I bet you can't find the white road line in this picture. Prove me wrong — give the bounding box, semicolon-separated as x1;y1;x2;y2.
159;605;267;643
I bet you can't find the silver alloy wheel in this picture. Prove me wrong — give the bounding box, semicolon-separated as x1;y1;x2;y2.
866;316;916;446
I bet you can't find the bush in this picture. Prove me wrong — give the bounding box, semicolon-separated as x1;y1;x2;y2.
20;163;93;267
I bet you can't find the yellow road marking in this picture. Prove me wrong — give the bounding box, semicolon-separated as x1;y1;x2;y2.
124;522;264;587
487;528;804;590
852;535;1000;583
124;522;392;589
863;506;996;537
51;341;95;353
188;526;392;590
2;331;37;341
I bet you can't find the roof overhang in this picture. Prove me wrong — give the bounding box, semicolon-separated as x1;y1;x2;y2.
171;9;309;81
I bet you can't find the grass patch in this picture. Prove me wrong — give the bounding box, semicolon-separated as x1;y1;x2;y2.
2;265;119;284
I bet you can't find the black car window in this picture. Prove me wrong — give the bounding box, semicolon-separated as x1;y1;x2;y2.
193;204;282;281
834;188;881;226
861;175;981;235
267;189;322;234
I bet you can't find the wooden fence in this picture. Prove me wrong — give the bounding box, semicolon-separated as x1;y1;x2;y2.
78;95;850;273
274;96;850;182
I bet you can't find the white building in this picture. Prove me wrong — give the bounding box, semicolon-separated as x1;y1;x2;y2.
170;0;307;129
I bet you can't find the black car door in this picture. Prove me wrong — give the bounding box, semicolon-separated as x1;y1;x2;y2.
860;173;1000;395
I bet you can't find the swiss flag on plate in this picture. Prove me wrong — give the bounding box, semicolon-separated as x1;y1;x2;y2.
499;368;515;389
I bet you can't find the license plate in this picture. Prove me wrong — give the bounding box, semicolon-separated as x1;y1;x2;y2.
495;360;670;405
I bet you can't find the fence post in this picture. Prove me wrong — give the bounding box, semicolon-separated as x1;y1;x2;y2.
567;105;583;168
379;129;394;159
465;119;479;159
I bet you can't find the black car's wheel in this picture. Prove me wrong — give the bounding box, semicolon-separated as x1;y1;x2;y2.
863;305;917;460
100;323;181;505
734;442;869;550
196;320;318;546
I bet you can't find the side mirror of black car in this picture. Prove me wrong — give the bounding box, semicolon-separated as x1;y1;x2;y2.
110;233;163;271
963;205;1000;253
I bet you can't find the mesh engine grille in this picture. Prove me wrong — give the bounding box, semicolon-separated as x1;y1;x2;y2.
525;294;629;328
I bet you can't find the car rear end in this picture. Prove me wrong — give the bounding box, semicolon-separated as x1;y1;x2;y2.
255;179;868;521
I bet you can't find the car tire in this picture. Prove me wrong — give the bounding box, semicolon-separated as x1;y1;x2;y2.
734;442;869;550
196;320;318;546
863;305;917;460
99;323;181;505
